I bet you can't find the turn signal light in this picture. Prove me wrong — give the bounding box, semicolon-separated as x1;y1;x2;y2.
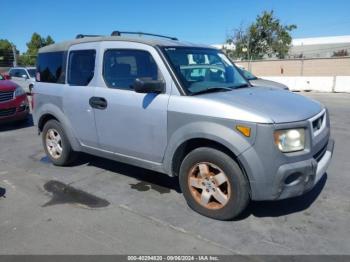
236;125;251;137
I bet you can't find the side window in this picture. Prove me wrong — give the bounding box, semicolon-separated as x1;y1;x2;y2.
68;50;96;86
37;52;66;83
103;49;161;90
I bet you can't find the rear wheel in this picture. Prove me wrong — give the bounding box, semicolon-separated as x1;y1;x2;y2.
42;120;76;166
179;147;250;220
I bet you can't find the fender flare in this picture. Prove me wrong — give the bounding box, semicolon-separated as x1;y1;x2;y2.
36;104;81;151
162;121;254;175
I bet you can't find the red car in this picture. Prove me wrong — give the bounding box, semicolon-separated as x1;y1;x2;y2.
0;74;30;123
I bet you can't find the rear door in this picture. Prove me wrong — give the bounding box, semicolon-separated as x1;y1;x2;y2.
63;43;99;147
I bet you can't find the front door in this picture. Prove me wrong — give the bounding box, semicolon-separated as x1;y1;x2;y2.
93;45;170;163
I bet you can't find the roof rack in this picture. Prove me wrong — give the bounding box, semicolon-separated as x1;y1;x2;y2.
111;31;178;41
75;34;103;39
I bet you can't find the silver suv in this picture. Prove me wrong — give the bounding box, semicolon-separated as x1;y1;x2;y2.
33;32;334;220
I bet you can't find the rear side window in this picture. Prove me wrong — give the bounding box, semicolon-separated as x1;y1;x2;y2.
103;49;161;90
68;50;96;86
37;52;66;83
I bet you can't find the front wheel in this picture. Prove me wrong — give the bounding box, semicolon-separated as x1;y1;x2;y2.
179;147;250;220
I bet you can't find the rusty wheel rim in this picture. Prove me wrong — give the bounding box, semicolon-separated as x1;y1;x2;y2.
187;162;231;210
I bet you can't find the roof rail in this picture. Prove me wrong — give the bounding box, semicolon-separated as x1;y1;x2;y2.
75;34;103;39
111;31;178;41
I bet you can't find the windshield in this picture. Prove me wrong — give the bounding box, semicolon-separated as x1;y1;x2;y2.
162;47;249;95
27;69;36;78
0;74;3;80
237;67;258;80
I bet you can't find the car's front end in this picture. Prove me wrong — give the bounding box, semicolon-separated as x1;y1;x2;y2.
161;45;333;202
0;81;30;123
236;67;289;90
238;108;333;200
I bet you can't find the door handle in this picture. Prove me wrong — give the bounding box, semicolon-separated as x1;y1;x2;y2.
89;97;108;110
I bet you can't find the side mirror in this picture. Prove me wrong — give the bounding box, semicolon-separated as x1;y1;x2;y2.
22;74;28;79
3;74;11;80
133;78;165;94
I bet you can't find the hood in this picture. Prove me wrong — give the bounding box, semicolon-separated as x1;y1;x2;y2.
250;78;289;90
0;80;18;92
200;87;323;123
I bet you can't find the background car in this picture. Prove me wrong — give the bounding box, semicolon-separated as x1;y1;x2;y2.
0;73;12;80
237;66;289;90
8;67;36;94
0;74;30;123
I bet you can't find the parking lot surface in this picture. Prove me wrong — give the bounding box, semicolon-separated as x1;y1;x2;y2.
0;92;350;255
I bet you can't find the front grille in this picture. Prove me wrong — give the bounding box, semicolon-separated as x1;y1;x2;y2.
0;108;16;117
0;91;14;103
313;143;327;162
312;114;324;131
311;112;326;137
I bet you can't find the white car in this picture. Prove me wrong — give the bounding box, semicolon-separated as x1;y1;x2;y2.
8;67;36;94
237;67;289;90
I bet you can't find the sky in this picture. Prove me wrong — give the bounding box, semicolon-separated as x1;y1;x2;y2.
1;0;350;53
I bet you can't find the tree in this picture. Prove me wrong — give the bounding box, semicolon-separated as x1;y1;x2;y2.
227;11;296;60
332;49;349;57
19;33;55;66
0;39;19;67
45;36;55;46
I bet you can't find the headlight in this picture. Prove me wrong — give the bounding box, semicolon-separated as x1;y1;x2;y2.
274;128;305;152
14;86;26;97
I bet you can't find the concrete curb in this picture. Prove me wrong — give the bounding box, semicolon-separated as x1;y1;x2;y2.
262;76;350;93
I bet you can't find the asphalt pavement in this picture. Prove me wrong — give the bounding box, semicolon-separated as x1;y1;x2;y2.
0;92;349;255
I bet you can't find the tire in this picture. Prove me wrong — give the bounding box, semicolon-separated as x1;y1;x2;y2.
42;120;76;166
179;147;250;220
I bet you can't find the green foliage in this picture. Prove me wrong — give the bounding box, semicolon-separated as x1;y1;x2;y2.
0;39;17;67
227;11;296;60
19;33;55;66
0;39;13;51
45;36;55;46
332;49;349;57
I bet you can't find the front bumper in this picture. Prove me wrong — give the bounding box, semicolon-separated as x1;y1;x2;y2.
0;95;30;123
275;138;334;200
238;109;333;201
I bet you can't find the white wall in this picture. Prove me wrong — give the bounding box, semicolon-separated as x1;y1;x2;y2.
335;76;350;93
262;76;350;93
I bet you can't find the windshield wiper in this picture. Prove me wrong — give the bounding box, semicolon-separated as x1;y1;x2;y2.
233;83;250;89
190;87;233;96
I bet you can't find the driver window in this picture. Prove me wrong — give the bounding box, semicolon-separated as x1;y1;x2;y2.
103;49;162;90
